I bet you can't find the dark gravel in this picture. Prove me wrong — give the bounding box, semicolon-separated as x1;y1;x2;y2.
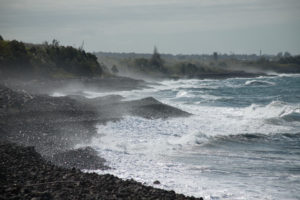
1;76;148;95
48;146;109;170
0;83;202;199
1;84;190;157
0;142;203;200
70;95;191;120
0;85;105;156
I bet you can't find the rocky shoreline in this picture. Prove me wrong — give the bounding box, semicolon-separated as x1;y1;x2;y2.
0;142;202;200
1;76;149;95
0;80;201;199
0;83;190;156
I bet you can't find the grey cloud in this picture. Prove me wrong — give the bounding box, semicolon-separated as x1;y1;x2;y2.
0;0;300;54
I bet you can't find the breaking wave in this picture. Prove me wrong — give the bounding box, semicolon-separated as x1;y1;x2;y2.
80;74;300;200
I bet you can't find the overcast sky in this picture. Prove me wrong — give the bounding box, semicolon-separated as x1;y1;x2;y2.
1;0;300;55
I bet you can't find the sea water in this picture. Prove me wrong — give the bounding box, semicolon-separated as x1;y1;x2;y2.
81;74;300;200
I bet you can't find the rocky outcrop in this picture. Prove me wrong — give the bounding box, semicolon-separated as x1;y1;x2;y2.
124;97;191;119
70;95;191;119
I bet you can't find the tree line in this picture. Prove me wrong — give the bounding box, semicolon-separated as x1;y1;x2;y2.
0;36;103;78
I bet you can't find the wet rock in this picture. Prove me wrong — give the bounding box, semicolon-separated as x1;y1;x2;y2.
0;84;191;159
0;84;103;156
49;146;109;170
1;77;148;95
126;97;191;119
0;85;33;115
0;142;203;200
0;83;199;199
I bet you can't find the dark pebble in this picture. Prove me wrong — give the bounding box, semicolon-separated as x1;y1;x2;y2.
0;142;203;200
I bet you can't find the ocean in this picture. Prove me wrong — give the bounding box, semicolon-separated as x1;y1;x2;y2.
81;74;300;200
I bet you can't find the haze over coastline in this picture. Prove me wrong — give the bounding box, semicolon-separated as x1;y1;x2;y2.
1;0;300;55
1;0;300;199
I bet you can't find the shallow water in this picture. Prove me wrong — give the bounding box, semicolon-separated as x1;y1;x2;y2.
82;74;300;200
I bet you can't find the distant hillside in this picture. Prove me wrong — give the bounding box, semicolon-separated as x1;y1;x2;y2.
95;50;300;79
0;37;104;79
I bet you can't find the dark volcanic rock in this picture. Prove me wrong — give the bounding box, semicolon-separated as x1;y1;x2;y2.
0;142;202;200
0;84;33;110
1;76;148;95
49;147;109;170
0;83;200;199
1;84;190;161
0;85;110;160
0;84;191;167
70;95;191;120
69;94;124;107
125;97;191;119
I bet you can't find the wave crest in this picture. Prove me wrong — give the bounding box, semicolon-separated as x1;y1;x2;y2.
245;80;275;86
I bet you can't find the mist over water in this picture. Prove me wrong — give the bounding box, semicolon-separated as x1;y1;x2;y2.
82;74;300;200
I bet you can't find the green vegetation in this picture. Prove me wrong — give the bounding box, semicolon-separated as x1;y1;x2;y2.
241;55;300;73
2;35;299;80
118;47;166;76
0;37;103;78
96;49;300;79
279;55;300;65
166;62;227;78
113;48;248;78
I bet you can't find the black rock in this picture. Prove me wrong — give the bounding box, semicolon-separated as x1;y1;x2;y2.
0;142;203;200
49;146;109;170
153;180;161;185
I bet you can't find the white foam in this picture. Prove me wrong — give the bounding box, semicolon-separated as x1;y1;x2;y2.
244;80;275;86
80;99;299;198
277;73;300;77
74;77;300;200
51;92;66;97
175;90;195;98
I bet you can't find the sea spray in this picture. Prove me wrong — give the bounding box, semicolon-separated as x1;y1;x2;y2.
82;74;300;200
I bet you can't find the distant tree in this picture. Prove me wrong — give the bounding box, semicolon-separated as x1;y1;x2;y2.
257;57;269;64
213;52;218;61
29;47;37;55
0;35;3;41
277;52;283;58
279;55;300;65
111;65;119;74
0;40;31;72
43;41;49;46
78;40;84;51
218;61;227;67
51;39;60;47
9;40;29;60
133;58;149;71
135;58;148;67
180;63;198;76
150;46;164;70
284;51;291;57
0;38;104;78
